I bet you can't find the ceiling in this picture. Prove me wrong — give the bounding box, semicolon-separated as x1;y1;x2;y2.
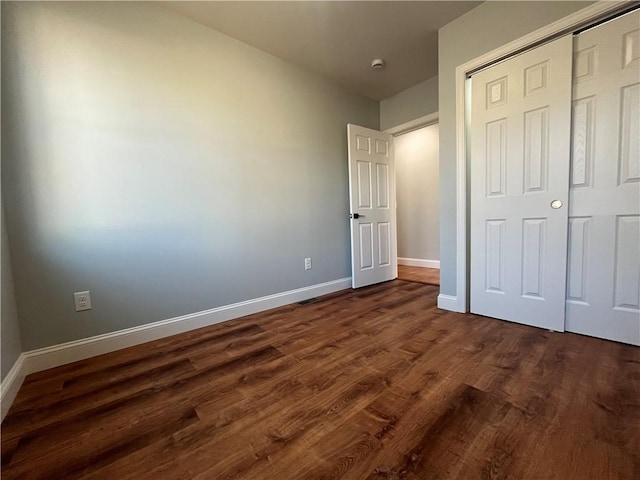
163;1;481;101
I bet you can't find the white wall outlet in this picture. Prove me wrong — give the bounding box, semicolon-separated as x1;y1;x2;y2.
74;291;92;312
304;257;312;270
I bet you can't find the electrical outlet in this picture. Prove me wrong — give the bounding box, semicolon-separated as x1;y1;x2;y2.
304;257;312;270
74;291;92;312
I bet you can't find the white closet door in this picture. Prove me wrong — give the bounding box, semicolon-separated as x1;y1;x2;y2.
470;36;573;330
566;11;640;346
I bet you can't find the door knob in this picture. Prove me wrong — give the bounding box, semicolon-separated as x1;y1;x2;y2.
350;213;363;219
550;200;563;209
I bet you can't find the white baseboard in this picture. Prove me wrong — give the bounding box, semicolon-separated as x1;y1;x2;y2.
1;354;26;421
0;277;351;421
437;294;466;313
398;257;440;269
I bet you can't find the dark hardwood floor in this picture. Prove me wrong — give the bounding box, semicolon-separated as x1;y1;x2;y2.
397;265;440;286
2;280;638;479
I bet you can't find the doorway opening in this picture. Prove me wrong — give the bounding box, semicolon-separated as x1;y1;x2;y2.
387;114;440;287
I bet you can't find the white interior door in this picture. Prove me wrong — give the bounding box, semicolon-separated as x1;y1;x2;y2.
347;124;397;288
470;35;573;330
566;11;640;346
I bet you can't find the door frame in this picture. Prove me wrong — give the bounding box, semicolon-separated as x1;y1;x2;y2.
384;112;439;271
444;1;633;314
384;111;439;137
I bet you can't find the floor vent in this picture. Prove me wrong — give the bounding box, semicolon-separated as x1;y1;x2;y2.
298;297;319;305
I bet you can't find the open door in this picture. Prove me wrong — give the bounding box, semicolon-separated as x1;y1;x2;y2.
347;124;397;288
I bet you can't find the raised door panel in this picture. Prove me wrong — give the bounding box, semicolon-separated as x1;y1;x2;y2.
376;163;389;208
567;217;591;304
525;61;549;96
524;108;549;194
485;220;506;294
486;119;507;197
619;83;639;185
377;222;391;267
613;215;640;312
375;139;388;156
521;218;546;299
358;223;374;271
356;161;372;208
623;28;640;69
571;97;595;188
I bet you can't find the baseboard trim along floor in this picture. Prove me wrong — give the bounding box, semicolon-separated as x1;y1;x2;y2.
397;257;440;269
0;277;352;421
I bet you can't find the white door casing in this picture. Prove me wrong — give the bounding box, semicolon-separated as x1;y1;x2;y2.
566;11;640;346
347;124;397;288
470;35;573;330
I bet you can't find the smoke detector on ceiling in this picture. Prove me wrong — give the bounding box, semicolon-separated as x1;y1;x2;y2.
371;59;385;70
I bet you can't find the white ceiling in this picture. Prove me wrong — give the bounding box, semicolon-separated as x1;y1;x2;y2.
163;1;481;101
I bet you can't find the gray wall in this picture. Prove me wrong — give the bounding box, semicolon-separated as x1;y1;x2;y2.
395;124;439;262
438;1;593;296
1;204;22;381
1;2;379;350
380;76;438;130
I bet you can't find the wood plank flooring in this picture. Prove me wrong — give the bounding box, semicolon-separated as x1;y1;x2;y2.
2;280;639;479
397;265;439;286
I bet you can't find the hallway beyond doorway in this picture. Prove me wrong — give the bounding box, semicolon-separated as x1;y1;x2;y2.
398;265;439;286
